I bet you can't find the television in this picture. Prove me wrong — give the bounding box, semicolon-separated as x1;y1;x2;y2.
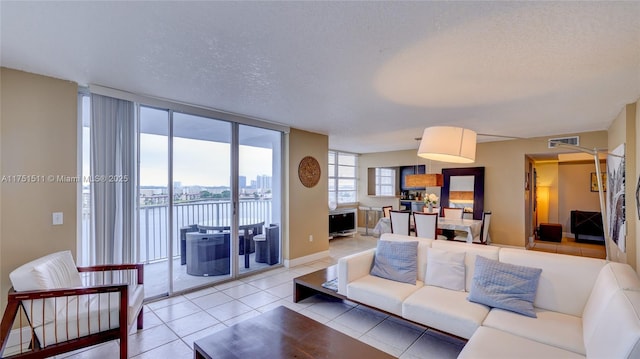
329;210;356;236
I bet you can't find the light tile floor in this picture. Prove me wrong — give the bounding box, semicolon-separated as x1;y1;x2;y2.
44;234;465;358
530;236;606;259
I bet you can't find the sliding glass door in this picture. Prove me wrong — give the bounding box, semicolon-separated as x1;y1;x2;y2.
171;112;232;292
238;125;282;274
137;107;282;297
83;93;284;299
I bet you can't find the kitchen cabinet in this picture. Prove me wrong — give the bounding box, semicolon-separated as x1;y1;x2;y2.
400;165;426;191
400;200;425;213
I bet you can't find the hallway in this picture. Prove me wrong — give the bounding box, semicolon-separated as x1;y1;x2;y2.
529;236;606;259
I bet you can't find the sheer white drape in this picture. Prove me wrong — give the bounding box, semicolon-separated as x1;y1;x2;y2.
90;94;136;265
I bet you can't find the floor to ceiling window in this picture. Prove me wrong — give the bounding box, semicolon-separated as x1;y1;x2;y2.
80;90;285;299
328;151;358;207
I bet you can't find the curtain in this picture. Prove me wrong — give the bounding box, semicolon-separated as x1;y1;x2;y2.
90;94;136;265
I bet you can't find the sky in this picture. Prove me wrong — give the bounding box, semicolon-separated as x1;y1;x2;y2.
82;97;276;187
141;134;273;187
83;130;274;187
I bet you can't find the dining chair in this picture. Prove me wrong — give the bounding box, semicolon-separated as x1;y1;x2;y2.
478;211;492;244
382;206;393;218
443;207;464;219
413;212;439;239
455;211;492;244
441;207;464;239
389;210;411;236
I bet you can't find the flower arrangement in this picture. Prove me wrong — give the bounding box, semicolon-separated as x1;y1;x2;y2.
424;193;439;206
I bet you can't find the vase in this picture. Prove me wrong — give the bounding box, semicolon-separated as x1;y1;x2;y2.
428;203;433;213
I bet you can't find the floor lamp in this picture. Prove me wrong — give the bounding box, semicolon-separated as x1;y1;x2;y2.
417;126;618;261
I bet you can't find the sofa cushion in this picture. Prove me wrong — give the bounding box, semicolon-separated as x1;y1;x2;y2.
483;308;585;355
468;256;542;318
347;274;423;316
431;240;500;291
499;248;606;317
370;240;419;284
425;248;465;291
379;233;433;282
458;326;585;359
584;289;640;358
403;285;489;339
583;262;640;343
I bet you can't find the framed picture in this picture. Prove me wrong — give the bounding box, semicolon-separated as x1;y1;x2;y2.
591;172;607;192
607;143;625;252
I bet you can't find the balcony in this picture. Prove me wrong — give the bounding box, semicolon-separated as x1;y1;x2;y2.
81;197;275;297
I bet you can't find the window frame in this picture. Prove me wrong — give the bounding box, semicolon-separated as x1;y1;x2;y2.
328;150;358;206
375;167;396;196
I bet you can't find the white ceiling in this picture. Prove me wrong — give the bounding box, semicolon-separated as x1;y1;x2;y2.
2;1;639;153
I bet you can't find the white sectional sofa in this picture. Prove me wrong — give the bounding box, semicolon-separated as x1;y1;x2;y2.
337;233;640;358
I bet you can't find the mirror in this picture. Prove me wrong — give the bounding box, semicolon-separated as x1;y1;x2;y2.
449;175;475;213
441;167;485;220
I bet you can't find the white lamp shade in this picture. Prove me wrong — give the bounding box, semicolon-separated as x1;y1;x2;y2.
417;126;477;163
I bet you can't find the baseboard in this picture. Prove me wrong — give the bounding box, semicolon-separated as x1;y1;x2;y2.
284;250;330;268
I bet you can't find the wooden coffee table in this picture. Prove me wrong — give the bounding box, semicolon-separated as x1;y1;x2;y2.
293;265;345;302
194;306;394;358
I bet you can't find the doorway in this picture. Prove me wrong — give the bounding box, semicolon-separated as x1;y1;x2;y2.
525;153;606;258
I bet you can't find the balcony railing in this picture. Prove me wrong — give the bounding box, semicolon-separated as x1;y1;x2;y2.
81;198;272;264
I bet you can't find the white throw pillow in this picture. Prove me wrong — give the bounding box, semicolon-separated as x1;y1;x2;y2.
425;248;466;291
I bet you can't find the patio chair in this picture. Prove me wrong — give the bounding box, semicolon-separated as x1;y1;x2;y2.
180;224;199;265
0;251;144;359
254;224;280;265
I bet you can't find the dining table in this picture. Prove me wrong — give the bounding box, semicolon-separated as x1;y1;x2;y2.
198;221;265;268
373;216;483;243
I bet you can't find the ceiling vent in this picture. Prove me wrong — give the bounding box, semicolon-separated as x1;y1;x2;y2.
548;136;579;148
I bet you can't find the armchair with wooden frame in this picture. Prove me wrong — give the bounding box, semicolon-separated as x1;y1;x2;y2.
0;251;144;359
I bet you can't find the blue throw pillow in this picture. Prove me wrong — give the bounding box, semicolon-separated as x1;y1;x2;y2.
468;256;542;318
370;240;419;285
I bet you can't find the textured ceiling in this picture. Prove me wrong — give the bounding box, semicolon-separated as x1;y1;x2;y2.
1;1;639;153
